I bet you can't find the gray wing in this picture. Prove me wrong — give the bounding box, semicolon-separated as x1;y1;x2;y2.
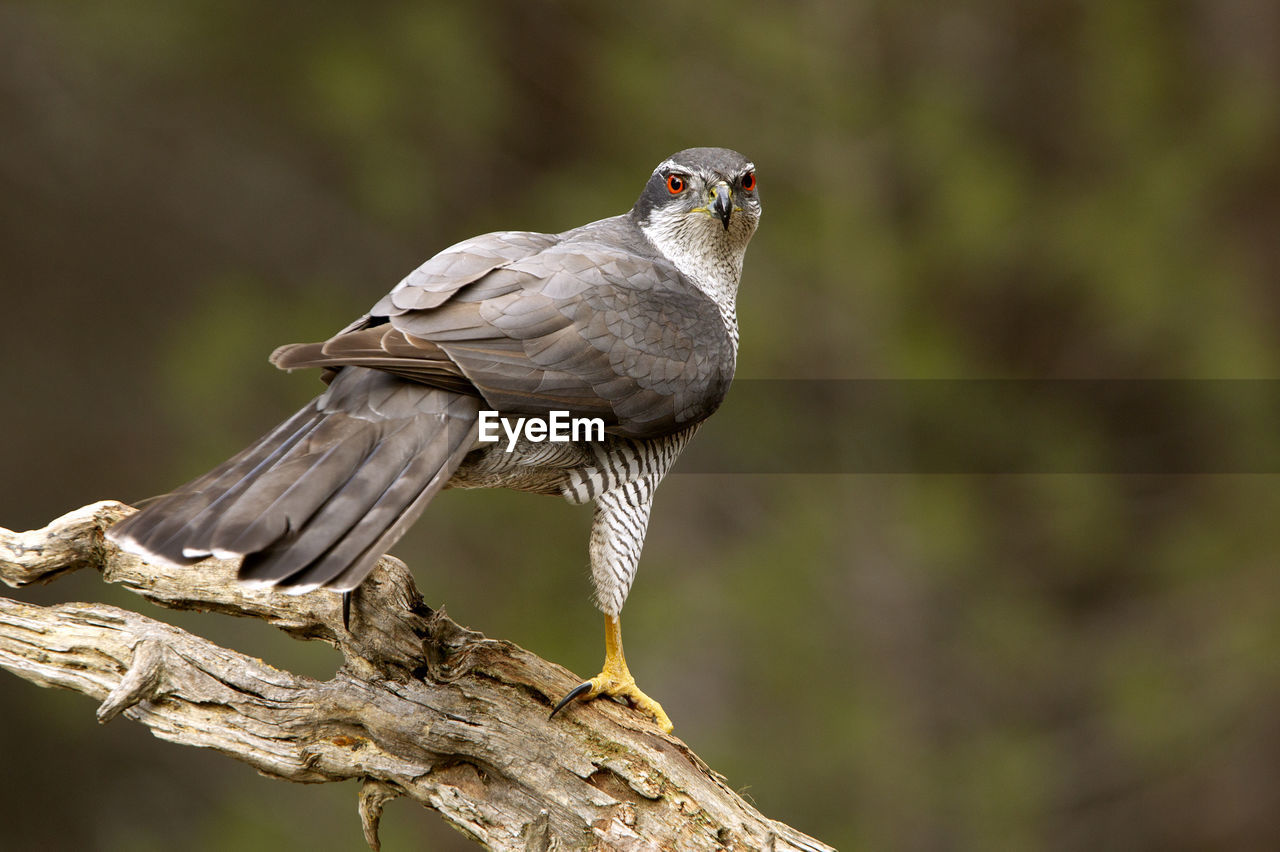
274;219;735;438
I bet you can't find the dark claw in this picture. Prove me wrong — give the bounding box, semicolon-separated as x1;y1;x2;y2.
549;681;594;720
341;590;352;631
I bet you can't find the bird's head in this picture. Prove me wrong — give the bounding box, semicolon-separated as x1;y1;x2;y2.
632;147;761;265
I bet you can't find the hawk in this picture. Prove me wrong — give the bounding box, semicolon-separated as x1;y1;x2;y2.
108;148;761;732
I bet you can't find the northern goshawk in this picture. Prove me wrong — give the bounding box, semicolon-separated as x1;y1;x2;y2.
108;147;761;732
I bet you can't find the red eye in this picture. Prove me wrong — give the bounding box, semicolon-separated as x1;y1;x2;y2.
741;171;756;191
666;174;685;194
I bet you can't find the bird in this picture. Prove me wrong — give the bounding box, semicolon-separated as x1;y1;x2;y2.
107;147;761;733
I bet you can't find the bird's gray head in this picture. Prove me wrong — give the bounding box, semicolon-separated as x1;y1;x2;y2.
631;148;760;308
632;147;761;250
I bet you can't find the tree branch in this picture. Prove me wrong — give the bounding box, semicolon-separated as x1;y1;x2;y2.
1;502;832;852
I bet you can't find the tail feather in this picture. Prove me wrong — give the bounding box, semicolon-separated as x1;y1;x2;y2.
198;414;381;557
108;368;481;591
204;424;373;557
118;405;325;564
331;433;474;589
157;409;331;561
290;418;477;590
236;420;424;585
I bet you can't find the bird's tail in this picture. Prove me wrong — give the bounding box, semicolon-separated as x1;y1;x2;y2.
108;367;480;591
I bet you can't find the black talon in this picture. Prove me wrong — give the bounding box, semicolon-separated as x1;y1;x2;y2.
341;590;352;631
550;681;594;720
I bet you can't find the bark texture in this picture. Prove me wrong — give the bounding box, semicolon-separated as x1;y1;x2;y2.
1;501;833;852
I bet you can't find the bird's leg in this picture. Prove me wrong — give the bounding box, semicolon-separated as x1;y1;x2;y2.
551;614;673;733
550;479;673;731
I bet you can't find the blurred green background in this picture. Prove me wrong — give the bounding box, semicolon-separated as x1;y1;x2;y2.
3;1;1280;850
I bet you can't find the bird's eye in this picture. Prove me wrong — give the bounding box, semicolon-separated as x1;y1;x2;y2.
741;171;756;191
666;174;686;194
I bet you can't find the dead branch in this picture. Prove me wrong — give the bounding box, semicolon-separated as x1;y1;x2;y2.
0;501;833;852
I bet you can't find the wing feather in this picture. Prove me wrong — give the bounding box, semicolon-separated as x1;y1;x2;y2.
272;217;734;438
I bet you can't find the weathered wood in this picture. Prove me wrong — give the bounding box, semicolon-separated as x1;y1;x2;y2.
1;502;833;852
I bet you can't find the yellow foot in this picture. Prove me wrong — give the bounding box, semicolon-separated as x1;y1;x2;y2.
550;671;673;733
584;669;673;733
549;614;674;733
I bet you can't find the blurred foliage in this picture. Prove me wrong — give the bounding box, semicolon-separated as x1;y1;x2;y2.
3;1;1280;850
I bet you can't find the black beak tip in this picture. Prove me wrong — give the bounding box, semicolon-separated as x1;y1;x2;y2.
711;190;733;230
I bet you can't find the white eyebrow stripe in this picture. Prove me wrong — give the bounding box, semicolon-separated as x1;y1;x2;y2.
651;157;755;179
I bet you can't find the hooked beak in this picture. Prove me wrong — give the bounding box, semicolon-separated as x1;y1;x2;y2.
709;182;733;230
